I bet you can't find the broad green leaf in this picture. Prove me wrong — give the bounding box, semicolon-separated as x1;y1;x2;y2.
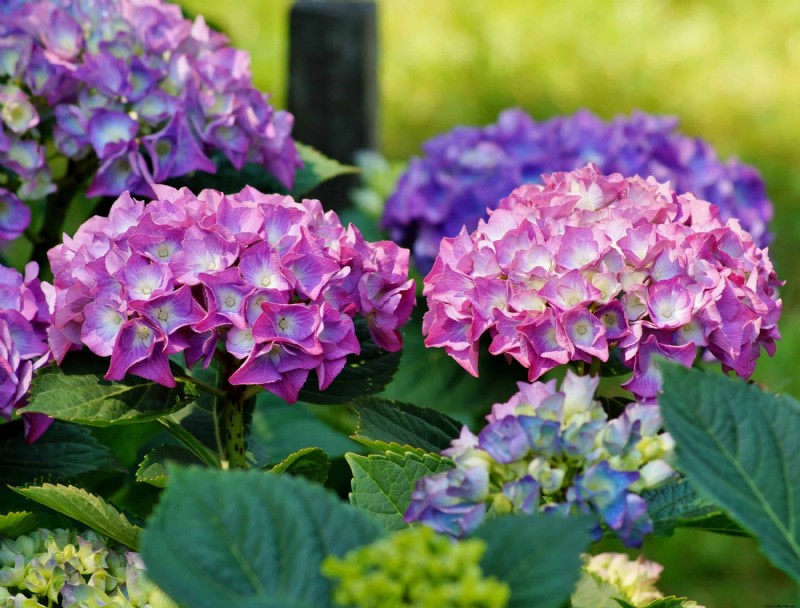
352;437;437;459
571;573;626;608
476;514;592;608
158;417;220;467
638;599;692;608
269;447;330;483
141;467;383;608
352;397;462;453
24;352;196;426
346;450;454;530
660;363;800;581
169;143;356;199
13;483;141;549
299;320;401;405
0;511;38;538
291;143;358;197
251;400;362;464
0;421;119;483
136;445;204;488
380;306;525;414
642;477;745;536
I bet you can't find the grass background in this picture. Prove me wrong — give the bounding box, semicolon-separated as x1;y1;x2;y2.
182;1;800;605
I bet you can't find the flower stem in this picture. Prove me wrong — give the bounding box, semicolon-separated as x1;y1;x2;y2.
217;353;254;469
222;387;249;469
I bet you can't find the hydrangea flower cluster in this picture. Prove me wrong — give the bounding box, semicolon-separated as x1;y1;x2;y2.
422;164;781;400
404;372;675;547
0;0;300;239
0;528;175;608
383;109;773;272
321;526;510;608
0;263;52;444
582;553;705;608
48;185;415;402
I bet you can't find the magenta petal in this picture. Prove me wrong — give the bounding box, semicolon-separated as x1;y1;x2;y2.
562;307;608;361
81;299;125;357
262;368;310;404
226;327;256;360
105;318;162;382
23;412;53;444
253;302;321;351
621;334;696;399
228;343;283;385
127;350;176;387
130;285;205;336
238;242;291;292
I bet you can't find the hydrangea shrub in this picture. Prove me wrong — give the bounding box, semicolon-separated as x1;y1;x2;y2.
383;109;774;273
0;0;299;241
422;164;781;400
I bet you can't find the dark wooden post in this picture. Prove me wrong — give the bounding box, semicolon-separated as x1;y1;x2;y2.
288;0;378;211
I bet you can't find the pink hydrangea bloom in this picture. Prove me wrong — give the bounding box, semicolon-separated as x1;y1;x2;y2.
422;164;781;400
0;262;52;443
48;185;415;403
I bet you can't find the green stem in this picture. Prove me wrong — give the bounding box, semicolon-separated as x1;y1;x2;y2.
222;386;248;469
176;374;227;398
218;354;254;469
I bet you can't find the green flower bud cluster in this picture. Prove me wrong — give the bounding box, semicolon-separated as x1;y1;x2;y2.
0;529;176;608
321;527;509;608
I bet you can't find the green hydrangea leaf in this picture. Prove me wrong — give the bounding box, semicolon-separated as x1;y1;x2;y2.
269;447;330;483
140;467;383;608
352;396;462;453
346;450;454;530
641;599;693;608
12;483;141;549
642;476;746;537
0;511;38;538
380;307;526;414
136;445;204;488
170;143;356;200
299;320;401;406
476;514;593;608
23;352;196;426
571;573;627;608
660;363;800;582
0;421;119;484
291;143;359;197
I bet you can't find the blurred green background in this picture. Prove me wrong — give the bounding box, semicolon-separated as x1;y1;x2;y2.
183;1;800;605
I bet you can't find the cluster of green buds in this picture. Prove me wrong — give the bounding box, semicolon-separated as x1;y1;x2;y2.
0;529;175;608
321;527;509;608
583;553;705;608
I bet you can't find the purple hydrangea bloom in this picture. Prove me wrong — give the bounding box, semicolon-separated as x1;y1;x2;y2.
0;0;300;238
422;164;782;400
383;109;774;272
0;262;52;443
405;370;676;547
48;185;415;403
